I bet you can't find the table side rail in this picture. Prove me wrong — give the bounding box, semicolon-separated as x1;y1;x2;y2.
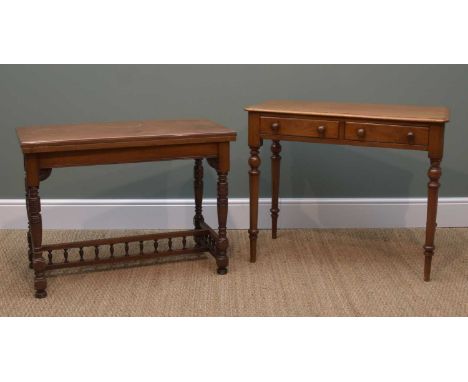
35;143;219;168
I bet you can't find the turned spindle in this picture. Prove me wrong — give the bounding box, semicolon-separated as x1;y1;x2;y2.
139;241;144;255
154;240;158;253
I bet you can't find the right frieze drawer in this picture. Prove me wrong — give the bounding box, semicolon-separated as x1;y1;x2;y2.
345;122;429;146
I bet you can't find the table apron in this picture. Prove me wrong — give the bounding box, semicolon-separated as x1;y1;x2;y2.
35;143;220;168
259;134;428;151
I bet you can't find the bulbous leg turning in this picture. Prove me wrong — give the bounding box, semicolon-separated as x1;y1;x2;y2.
423;157;442;282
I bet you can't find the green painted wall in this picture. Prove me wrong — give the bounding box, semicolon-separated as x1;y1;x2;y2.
1;65;467;199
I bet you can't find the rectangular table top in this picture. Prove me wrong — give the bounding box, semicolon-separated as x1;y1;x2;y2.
17;119;237;153
245;100;450;123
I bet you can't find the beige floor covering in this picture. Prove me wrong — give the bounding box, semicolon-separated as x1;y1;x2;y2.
0;228;466;316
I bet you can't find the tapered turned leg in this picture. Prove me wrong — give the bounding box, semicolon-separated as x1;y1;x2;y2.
216;170;229;275
26;183;47;298
423;157;442;282
249;145;261;262
271;140;282;239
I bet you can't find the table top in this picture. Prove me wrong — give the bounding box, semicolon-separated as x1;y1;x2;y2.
17;119;237;153
245;100;450;123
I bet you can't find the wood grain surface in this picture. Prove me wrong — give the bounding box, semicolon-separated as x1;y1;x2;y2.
17;119;236;153
246;100;450;123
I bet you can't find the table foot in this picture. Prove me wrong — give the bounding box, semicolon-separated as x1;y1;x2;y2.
249;231;258;263
35;289;47;299
424;255;432;282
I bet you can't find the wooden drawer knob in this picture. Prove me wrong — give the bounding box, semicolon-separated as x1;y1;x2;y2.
357;128;366;138
271;122;280;132
407;131;415;144
317;125;326;135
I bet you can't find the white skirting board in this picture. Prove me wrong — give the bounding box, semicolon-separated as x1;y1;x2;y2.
1;198;468;229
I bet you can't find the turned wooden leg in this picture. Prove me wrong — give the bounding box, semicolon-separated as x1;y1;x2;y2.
216;170;229;275
193;159;204;229
27;185;47;298
25;159;47;298
423;156;442;282
193;159;204;248
271;140;282;239
24;176;33;268
249;145;261;262
27;229;33;268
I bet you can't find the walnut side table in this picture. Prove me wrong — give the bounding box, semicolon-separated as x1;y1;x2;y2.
17;119;236;298
246;100;449;281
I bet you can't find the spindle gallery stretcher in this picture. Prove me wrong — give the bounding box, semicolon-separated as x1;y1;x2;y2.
17;119;237;298
41;227;219;270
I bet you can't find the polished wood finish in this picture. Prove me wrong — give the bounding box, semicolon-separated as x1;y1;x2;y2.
270;141;282;239
18;119;236;298
260;116;339;139
258;115;432;152
246;101;448;281
215;142;230;274
37;144;220;169
24;156;47;298
246;100;450;123
345;122;429;146
248;111;262;263
17;119;236;153
423;123;445;281
424;158;442;281
193;159;204;230
42;230;209;269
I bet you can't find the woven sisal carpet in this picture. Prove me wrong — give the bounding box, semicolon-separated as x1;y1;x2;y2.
0;229;466;316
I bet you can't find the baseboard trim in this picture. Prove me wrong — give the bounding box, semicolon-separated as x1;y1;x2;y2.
1;197;467;229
